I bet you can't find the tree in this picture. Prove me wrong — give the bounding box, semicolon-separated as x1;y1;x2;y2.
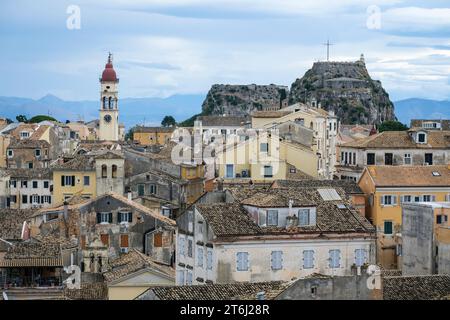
378;121;408;132
28;115;58;123
125;127;136;141
161;115;176;127
5;118;13;124
16;115;28;123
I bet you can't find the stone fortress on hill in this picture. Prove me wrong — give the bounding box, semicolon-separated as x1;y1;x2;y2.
199;54;396;125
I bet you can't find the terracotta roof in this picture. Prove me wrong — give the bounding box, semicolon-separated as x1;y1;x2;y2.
0;239;63;267
341;130;450;149
137;281;291;300
0;209;34;240
103;249;175;283
64;282;108;300
7;168;52;179
383;275;450;300
271;179;363;194
29;125;50;140
196;188;374;237
8;139;50;149
93;150;124;160
197;115;247;127
363;165;450;187
251;111;292;118
52;155;96;171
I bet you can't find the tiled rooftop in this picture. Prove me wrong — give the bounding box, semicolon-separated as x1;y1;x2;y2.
0;209;35;240
383;275;450;300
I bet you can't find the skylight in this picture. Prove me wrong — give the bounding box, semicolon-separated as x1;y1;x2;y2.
432;171;441;176
317;189;342;201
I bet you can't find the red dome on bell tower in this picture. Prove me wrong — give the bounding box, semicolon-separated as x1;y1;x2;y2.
101;53;118;82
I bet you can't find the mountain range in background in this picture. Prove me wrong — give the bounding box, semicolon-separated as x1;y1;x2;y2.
0;94;449;129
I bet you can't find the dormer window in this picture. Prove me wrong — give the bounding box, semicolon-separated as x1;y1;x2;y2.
35;149;41;157
266;210;278;226
298;208;316;226
7;149;13;158
20;131;30;139
417;132;427;144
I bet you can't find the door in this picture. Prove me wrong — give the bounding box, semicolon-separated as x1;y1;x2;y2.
384;153;393;165
138;184;145;196
425;153;433;165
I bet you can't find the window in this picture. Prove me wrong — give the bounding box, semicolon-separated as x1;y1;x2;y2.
149;184;157;195
197;247;204;268
153;233;162;247
404;153;411;165
260;143;269;153
236;252;249;271
10;180;16;188
401;195;412;203
271;251;283;270
101;165;107;178
380;195;397;206
187;239;193;258
20;131;30;138
418;133;426;143
120;234;129;248
425;153;433;165
137;184;145;196
7;149;13;158
422;195;435;202
414;196;422;202
384;153;393;165
35;149;41;157
179;236;185;257
43;181;49;189
226;164;234;178
43;196;51;203
177;270;185;285
118;211;132;223
61;175;75;187
32;181;38;189
22;195;28;204
186;271;193;285
266;210;278;226
100;234;109;246
355;249;367;267
437;215;448;224
384;221;393;235
302;250;314;269
329;250;341;268
367;153;375;165
299;209;310;226
263;165;273;178
21;180;28;188
112;165;118;178
10;195;17;203
207;251;213;270
98;212;112;224
28;162;33;169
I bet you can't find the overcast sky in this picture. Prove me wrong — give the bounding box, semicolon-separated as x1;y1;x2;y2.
1;0;450;101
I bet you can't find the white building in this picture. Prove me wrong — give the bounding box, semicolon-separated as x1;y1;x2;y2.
175;187;375;285
7;168;53;209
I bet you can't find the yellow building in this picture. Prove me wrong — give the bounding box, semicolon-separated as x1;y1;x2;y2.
358;165;450;269
133;127;175;146
103;250;175;300
216;131;317;182
52;155;97;204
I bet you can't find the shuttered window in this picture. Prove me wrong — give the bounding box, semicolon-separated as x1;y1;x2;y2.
299;209;310;226
266;210;278;226
197;247;204;268
384;221;393;235
177;270;185;285
236;252;249;271
302;250;314;269
178;236;185;256
271;251;283;270
207;251;213;270
329;249;341;268
154;233;162;247
120;234;129;248
355;249;367;267
100;234;109;246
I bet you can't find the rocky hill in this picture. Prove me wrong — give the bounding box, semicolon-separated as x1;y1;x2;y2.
288;56;396;125
201;84;289;117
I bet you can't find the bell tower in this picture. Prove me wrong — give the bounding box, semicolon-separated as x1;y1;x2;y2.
99;53;119;141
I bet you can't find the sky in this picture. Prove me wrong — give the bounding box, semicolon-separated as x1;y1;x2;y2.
1;0;450;101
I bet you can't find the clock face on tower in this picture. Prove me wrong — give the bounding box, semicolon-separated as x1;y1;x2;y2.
104;114;112;123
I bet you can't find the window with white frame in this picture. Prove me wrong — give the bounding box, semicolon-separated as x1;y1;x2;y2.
404;153;411;165
417;132;427;143
207;251;213;270
302;250;314;269
186;271;193;285
236;252;249;271
271;251;283;270
401;195;412;203
7;149;13;158
329;249;341;268
177;270;185;285
355;249;367;267
20;131;30;138
178;236;185;257
266;210;278;226
35;149;41;157
422;195;435;202
100;212;110;224
197;247;204;268
298;209;310;226
380;195;397;206
31;194;40;204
